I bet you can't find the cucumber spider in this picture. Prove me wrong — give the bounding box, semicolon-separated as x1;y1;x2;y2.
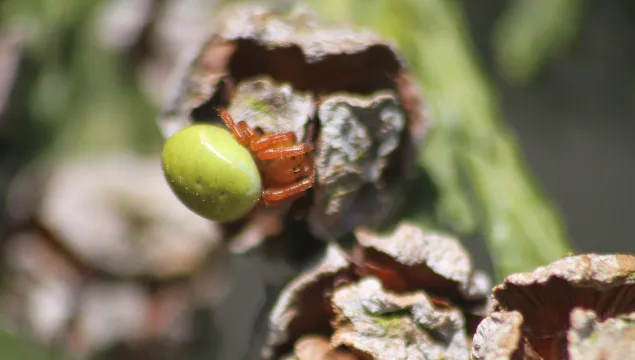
161;108;316;222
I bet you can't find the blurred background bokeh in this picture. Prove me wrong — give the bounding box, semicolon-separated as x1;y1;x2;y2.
0;0;633;359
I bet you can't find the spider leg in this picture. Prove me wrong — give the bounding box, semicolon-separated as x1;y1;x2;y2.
260;191;305;207
257;143;313;161
249;132;297;152
219;108;249;145
237;121;259;144
261;173;315;206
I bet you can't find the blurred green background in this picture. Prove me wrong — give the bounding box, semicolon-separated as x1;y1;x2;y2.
0;0;634;359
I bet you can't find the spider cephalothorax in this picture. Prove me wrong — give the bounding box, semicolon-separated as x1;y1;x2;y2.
218;108;316;208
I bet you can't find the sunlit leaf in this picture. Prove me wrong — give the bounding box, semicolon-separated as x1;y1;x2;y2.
494;0;581;83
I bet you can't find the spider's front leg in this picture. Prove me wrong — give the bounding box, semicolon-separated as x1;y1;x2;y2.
249;132;297;152
219;108;253;145
257;142;313;161
261;172;316;207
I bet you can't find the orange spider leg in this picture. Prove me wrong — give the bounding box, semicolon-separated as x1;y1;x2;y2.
237;121;260;144
257;143;313;161
249;132;297;152
261;173;315;206
219;108;250;145
260;191;305;207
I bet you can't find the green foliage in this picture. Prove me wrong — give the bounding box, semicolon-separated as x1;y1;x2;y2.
0;330;70;360
2;0;161;160
494;0;581;83
307;0;573;278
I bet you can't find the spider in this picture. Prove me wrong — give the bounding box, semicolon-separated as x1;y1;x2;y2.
162;106;316;222
218;108;316;208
